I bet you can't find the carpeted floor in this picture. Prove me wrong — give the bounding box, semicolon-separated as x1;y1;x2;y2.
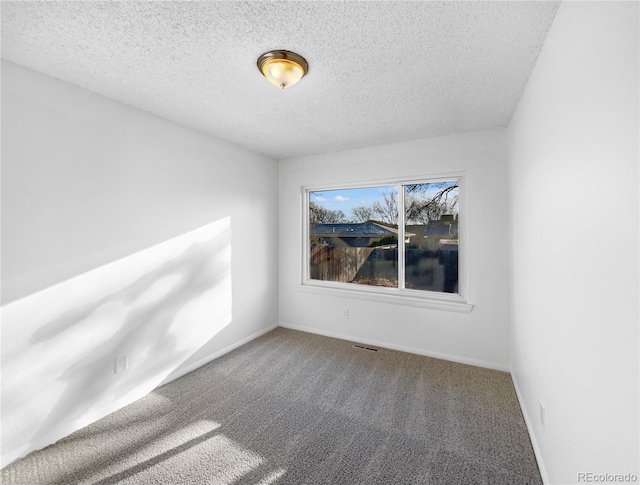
2;328;541;484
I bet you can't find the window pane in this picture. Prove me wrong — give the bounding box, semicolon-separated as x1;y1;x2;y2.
309;186;398;288
404;181;459;293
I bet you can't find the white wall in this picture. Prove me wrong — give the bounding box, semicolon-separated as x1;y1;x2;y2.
508;2;639;484
279;128;511;370
1;61;279;465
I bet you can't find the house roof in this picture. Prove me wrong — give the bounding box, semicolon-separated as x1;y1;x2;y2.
311;221;415;238
311;222;391;238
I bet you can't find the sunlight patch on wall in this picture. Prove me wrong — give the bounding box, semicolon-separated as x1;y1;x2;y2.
1;218;232;466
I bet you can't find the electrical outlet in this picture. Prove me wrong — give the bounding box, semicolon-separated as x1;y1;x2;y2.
539;401;545;428
114;355;128;374
343;309;349;319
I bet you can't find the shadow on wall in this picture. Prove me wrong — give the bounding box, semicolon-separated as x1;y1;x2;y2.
1;217;233;465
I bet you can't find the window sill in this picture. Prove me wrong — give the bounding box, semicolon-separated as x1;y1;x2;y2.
297;282;473;313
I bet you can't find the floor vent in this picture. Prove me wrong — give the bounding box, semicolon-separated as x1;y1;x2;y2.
352;344;379;352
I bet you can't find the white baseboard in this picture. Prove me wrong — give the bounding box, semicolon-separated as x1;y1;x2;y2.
159;322;280;386
278;322;510;373
511;373;549;485
1;322;279;469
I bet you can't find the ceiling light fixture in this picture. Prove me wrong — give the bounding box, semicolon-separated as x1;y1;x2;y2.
257;50;308;90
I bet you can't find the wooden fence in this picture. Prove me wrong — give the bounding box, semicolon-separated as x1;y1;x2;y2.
309;244;458;293
309;244;374;282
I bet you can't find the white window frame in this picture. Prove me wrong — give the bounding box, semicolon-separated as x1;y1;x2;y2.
300;173;473;313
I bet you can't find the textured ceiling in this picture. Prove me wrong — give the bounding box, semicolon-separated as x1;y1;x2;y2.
1;1;559;160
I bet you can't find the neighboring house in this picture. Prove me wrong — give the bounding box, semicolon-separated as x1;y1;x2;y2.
423;214;458;251
310;220;414;248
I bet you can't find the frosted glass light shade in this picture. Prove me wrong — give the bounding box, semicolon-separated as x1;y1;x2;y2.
257;50;308;90
262;59;304;89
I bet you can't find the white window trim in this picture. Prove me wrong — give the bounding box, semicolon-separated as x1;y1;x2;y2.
300;173;472;313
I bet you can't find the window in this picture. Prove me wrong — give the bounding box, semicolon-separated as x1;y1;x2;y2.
303;176;469;309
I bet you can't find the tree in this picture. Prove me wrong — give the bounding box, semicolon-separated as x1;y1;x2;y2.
310;182;459;226
372;191;398;225
368;235;398;247
309;202;347;224
328;210;347;223
351;205;374;223
404;183;458;223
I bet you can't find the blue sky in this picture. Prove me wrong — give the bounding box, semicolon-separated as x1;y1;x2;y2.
310;181;458;219
310;185;395;216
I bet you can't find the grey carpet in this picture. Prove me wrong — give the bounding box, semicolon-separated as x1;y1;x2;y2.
2;328;541;484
